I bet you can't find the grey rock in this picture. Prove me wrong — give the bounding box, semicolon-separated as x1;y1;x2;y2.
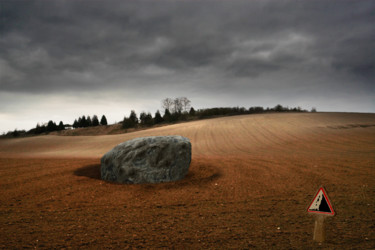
101;135;191;184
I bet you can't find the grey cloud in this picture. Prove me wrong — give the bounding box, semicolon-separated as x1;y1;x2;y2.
331;36;375;82
226;58;280;78
0;0;374;96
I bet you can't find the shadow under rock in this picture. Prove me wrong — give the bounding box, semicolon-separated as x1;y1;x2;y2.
74;160;222;187
74;164;101;180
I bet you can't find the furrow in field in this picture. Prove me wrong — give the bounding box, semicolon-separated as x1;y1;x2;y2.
0;113;374;159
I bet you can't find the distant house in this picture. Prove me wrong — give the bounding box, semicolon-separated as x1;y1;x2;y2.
64;124;73;130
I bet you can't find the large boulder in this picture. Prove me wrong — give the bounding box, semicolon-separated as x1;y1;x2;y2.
101;135;191;184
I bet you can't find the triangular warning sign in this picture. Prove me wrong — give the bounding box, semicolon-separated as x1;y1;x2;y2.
307;187;335;216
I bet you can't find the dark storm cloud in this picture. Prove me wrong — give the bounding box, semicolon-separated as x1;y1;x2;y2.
1;0;375;94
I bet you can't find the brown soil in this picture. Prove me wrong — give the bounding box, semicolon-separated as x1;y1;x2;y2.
1;113;374;249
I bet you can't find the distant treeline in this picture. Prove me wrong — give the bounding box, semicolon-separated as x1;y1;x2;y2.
197;105;309;118
2;115;108;138
121;101;312;130
72;115;108;128
4;120;66;138
2;100;316;138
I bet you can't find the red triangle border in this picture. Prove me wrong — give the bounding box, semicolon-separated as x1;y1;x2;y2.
307;187;335;216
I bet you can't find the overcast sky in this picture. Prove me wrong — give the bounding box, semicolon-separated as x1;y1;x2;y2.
1;0;374;133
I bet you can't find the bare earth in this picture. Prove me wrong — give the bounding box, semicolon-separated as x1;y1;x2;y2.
1;112;374;249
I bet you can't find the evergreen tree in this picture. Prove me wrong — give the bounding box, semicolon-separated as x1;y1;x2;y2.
143;113;154;126
123;111;138;129
92;115;99;126
78;117;82;128
73;119;79;128
122;117;133;129
47;120;57;132
145;113;153;126
58;121;65;131
140;112;153;126
87;116;92;127
154;110;164;124
163;108;171;122
189;107;196;116
100;115;108;126
129;110;138;125
35;123;46;134
139;112;147;125
80;116;87;127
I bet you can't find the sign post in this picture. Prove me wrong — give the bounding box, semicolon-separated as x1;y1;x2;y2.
307;186;335;243
313;214;325;242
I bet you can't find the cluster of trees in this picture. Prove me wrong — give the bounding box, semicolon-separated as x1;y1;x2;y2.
3;129;27;138
122;97;193;129
122;110;165;129
2;115;109;138
161;97;191;113
72;115;107;128
122;111;139;129
27;120;66;135
33;121;66;134
196;104;308;119
2;120;66;138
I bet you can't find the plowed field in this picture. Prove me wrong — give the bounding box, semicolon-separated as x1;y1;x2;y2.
1;113;375;248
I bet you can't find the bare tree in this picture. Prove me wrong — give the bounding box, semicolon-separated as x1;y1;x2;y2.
173;98;183;113
162;97;191;113
179;97;191;112
161;98;174;112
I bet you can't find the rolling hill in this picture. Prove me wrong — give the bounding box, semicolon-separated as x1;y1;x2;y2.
0;112;374;248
